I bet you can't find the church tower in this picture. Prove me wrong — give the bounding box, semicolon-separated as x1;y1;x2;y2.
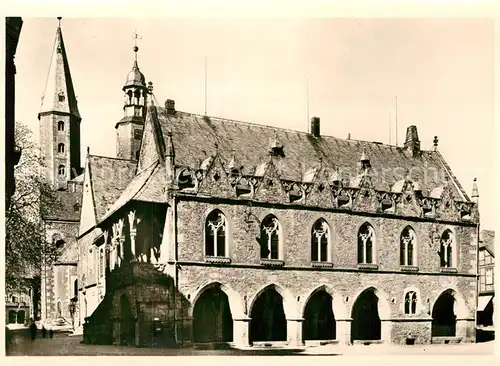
38;18;82;189
115;40;148;160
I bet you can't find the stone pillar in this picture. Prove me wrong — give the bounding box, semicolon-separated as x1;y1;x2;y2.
380;318;393;343
456;318;474;341
336;318;352;345
119;238;125;264
135;319;141;346
286;318;304;347
112;318;121;345
233;317;251;348
128;210;137;262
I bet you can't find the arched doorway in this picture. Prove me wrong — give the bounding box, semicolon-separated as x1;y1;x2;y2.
303;290;336;341
17;310;25;324
8;310;17;324
192;286;233;343
351;289;381;341
432;291;456;337
120;294;135;346
250;287;287;342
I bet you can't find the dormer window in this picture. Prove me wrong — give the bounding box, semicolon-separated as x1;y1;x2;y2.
58;92;65;102
177;168;196;190
268;135;285;157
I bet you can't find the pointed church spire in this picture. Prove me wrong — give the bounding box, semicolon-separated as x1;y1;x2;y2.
39;17;80;120
472;177;479;203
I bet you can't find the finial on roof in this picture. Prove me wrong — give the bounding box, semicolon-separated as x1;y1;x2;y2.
433;136;439;151
228;149;237;170
57;17;62;27
87;146;90;155
472;177;479;203
133;29;142;62
147;81;153;94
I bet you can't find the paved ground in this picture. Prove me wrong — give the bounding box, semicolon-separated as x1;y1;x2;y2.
5;331;496;357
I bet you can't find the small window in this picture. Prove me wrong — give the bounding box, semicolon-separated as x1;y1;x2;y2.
58;92;65;102
55;239;65;249
486;269;493;285
58;165;65;176
260;215;281;259
404;291;417;315
135;150;140;160
205;210;227;257
358;223;375;264
134;129;142;140
311;219;329;262
58;143;65;153
479;250;485;265
440;229;455;268
73;202;80;212
400;226;416;266
58;121;65;131
74;279;78;298
11;296;17;303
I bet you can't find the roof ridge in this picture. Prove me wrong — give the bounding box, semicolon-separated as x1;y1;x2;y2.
88;154;137;162
166;109;436;152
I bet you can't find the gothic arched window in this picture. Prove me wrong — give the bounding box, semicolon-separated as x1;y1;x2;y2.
311;219;329;262
205;210;227;257
404;291;417;315
58;121;65;131
58;165;65;176
358;223;375;264
400;226;416;266
440;229;455;268
58;143;65;153
260;215;281;259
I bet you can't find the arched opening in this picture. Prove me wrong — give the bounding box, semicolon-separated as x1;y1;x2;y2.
303;290;335;341
351;289;381;341
17;310;25;324
358;223;375;264
58;165;65;176
120;294;135;346
58;143;65;153
311;219;329;262
58;121;65;131
192;286;233;343
250;287;287;342
432;291;456;337
8;310;17;324
260;215;281;260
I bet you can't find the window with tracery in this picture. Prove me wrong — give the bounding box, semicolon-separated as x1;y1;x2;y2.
440;229;455;268
58;165;65;176
260;215;280;259
404;291;417;314
400;226;416;266
311;219;329;262
205;210;227;257
358;223;375;264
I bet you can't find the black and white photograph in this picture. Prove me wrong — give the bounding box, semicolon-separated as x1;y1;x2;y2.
3;3;497;362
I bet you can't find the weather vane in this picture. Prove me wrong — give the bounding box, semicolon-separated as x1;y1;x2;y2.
133;29;142;61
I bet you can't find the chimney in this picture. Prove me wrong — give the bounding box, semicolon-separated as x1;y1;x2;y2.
403;125;420;155
310;117;320;138
165;99;175;115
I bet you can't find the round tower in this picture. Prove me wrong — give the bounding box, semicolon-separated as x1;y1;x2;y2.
116;41;148;160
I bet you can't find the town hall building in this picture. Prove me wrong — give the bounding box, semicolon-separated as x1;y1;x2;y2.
40;20;480;348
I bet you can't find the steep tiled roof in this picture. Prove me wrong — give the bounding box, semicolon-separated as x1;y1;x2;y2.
480;230;495;257
157;108;466;200
57;237;78;263
44;189;82;221
87;155;137;220
99;161;159;223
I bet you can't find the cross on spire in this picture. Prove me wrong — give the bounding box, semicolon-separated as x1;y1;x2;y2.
133;29;142;61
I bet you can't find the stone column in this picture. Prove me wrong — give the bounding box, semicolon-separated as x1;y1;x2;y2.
233;317;251;348
128;210;137;262
109;245;116;271
286;318;304;347
135;319;141;346
380;318;393;343
456;318;473;341
112;317;122;345
335;318;352;345
119;238;125;264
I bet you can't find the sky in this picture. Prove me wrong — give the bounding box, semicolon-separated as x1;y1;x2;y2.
15;17;495;229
